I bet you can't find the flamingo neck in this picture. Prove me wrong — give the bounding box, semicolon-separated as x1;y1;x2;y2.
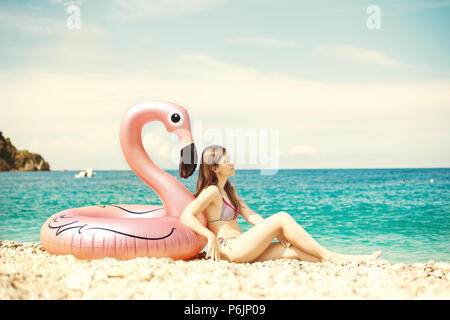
119;107;194;218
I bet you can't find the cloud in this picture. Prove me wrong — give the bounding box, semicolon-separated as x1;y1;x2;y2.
311;44;412;68
0;53;449;170
286;145;318;155
0;10;105;37
110;0;229;19
227;37;298;48
386;0;450;10
142;125;180;169
49;0;85;6
0;11;63;35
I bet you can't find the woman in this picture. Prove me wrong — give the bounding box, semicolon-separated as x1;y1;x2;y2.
180;145;382;263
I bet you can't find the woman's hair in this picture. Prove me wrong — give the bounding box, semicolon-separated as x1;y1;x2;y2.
193;144;240;211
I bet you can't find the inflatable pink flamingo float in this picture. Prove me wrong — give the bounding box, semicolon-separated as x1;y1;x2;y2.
40;101;207;260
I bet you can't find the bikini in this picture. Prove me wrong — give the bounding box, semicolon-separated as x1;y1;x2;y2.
207;189;240;224
207;188;240;250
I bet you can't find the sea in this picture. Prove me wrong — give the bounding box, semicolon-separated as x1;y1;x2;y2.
0;168;449;264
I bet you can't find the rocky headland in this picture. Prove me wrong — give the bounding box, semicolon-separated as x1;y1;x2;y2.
0;131;50;171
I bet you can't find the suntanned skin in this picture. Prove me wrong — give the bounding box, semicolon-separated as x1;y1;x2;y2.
181;153;382;263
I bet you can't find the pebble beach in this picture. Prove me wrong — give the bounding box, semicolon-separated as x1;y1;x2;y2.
1;240;449;300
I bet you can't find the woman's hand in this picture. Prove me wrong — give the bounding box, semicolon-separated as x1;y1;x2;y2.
276;233;291;248
206;234;221;261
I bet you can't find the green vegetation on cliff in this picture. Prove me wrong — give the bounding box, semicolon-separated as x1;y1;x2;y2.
0;131;50;171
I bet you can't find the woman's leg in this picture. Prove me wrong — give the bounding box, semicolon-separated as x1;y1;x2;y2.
223;211;334;262
253;242;321;262
223;211;381;263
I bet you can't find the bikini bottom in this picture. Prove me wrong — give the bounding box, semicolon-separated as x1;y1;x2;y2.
217;237;237;252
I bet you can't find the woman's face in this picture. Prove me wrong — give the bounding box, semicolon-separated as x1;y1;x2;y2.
214;153;235;177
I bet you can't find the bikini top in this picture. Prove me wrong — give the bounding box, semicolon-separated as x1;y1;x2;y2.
207;188;240;224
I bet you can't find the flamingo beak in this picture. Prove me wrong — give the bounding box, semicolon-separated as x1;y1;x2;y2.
179;143;198;178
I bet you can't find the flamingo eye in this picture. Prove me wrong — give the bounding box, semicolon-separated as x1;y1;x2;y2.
168;111;184;127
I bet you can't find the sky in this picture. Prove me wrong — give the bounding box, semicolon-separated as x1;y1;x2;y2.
0;0;449;171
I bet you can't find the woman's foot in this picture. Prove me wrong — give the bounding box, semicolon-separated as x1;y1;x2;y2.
325;250;382;264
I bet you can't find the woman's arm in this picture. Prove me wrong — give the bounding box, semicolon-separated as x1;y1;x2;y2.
235;189;290;247
180;186;217;240
233;190;265;226
242;206;265;226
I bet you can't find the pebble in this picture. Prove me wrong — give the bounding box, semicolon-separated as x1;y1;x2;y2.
392;263;405;271
1;241;449;299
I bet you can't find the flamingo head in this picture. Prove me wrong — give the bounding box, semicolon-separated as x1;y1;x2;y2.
159;102;198;179
120;101;198;179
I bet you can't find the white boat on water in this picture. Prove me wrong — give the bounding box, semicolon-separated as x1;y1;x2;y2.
75;168;96;178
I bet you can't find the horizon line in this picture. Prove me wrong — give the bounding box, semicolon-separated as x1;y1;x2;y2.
9;166;449;172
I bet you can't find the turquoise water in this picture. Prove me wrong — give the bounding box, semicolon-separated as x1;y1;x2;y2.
1;169;449;264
